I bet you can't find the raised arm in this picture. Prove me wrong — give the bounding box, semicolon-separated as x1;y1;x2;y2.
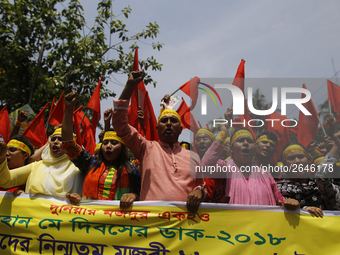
119;70;145;100
9;110;28;139
112;70;148;159
62;91;78;142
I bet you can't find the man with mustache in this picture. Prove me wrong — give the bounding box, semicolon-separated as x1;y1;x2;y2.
111;70;205;213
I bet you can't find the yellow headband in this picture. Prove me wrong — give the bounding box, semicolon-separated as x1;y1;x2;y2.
230;130;253;147
314;156;325;166
52;128;76;142
7;140;31;156
277;161;284;167
224;137;230;145
282;144;307;162
195;129;215;141
158;109;181;123
95;143;102;151
103;131;124;145
181;143;189;150
52;128;62;136
256;135;277;147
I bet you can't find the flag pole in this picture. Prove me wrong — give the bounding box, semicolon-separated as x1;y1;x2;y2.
317;115;327;136
79;107;88;127
170;88;181;97
329;100;332;114
138;88;141;107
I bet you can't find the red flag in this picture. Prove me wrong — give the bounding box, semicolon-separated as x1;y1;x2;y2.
142;92;159;141
49;91;65;126
22;102;49;148
232;59;246;91
49;97;56;118
327;79;340;113
87;77;102;134
176;99;190;130
290;126;298;135
127;48;159;141
297;84;319;147
74;107;96;154
0;106;10;143
179;77;200;110
232;59;252;123
175;98;199;133
73;105;83;146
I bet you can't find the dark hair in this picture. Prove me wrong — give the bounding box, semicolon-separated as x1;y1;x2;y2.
10;135;34;165
256;130;278;145
89;129;137;193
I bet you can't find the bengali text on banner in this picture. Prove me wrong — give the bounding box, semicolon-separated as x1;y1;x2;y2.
0;192;339;254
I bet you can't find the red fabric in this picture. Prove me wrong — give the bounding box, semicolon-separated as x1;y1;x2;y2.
0;106;10;143
232;59;246;91
176;99;190;130
297;84;319;148
74;108;95;154
49;91;65;126
143;91;159;141
290;126;298;135
127;48;159;141
232;59;252;124
327;79;340;113
265;105;291;159
73;105;83;147
49;97;55;118
22;102;49;148
179;77;200;110
82;162;107;199
0;185;25;192
82;162;129;200
87;77;102;134
176;98;199;134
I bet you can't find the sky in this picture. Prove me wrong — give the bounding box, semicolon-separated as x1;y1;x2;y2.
80;1;340;142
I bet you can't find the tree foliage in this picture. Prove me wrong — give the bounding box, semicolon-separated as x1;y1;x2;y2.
0;0;163;113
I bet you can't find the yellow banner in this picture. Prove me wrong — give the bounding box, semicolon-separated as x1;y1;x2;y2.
0;191;339;254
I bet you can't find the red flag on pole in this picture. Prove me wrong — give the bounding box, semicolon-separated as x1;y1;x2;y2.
179;77;200;110
73;105;83;147
327;79;340;113
232;59;246;92
22;102;49;148
176;98;199;133
87;77;102;135
297;84;319;148
232;59;252;122
176;99;190;130
74;107;96;154
49;91;65;126
0;106;10;143
49;97;56;118
127;48;159;141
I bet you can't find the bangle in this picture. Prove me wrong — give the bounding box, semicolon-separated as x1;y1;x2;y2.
216;131;228;142
15;120;22;127
196;187;205;198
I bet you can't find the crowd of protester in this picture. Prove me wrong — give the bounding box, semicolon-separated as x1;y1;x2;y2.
1;70;340;217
